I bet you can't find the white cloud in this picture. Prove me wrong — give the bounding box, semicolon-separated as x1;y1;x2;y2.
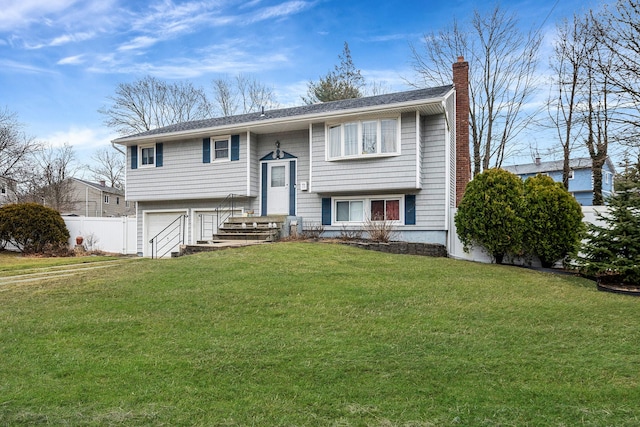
0;0;77;31
57;55;85;65
0;59;55;74
245;1;312;23
50;31;95;46
117;36;159;52
44;126;115;151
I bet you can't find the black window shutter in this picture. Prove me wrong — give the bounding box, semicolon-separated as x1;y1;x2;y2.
203;138;210;163
405;194;416;225
131;145;138;170
321;198;332;225
231;135;240;161
155;143;163;167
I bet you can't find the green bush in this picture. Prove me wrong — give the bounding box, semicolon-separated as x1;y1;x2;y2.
455;168;524;264
576;182;640;286
0;203;70;254
522;175;584;268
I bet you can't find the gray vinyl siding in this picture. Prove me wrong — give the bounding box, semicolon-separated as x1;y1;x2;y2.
249;132;259;198
126;135;248;202
415;113;447;229
312;112;418;194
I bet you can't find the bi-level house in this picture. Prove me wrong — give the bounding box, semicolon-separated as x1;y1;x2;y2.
114;58;471;257
503;157;616;206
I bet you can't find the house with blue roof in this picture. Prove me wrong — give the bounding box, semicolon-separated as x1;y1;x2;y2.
503;157;616;206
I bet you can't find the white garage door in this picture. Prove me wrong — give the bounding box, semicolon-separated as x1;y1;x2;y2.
145;212;186;258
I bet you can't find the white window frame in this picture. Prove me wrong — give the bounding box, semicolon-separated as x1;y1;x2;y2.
104;195;110;204
326;117;401;160
333;195;404;225
116;196;120;205
568;170;575;180
212;136;231;162
139;144;155;168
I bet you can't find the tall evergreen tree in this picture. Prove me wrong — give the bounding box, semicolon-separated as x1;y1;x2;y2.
576;179;640;287
303;42;365;104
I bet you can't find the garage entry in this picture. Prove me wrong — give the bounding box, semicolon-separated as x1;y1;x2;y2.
193;208;243;242
144;211;188;258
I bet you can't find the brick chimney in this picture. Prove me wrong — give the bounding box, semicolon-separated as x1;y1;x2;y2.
453;56;470;206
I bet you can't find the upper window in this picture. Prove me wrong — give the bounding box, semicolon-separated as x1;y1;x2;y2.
327;118;399;160
116;197;120;205
140;144;155;167
104;195;110;204
1;187;5;195
568;170;575;180
214;138;230;161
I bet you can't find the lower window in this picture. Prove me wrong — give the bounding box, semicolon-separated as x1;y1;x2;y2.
334;196;402;224
371;199;400;221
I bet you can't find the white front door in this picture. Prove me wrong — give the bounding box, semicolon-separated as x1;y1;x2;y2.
266;161;289;215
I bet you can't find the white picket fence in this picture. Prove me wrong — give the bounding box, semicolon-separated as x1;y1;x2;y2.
448;206;610;264
64;217;137;255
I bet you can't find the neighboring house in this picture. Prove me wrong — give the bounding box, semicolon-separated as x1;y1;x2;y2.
64;178;134;217
0;176;17;206
113;58;471;257
503;157;616;205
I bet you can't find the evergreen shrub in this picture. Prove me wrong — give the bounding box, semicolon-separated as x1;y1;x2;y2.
0;203;70;254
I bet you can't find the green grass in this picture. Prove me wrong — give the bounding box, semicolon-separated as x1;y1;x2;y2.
1;242;639;426
0;250;121;275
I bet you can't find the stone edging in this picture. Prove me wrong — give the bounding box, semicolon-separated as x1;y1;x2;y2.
340;241;447;257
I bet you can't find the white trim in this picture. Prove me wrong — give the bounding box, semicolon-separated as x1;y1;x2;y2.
308;123;313;193
139;143;155;168
211;135;231;161
325;115;401;161
260;158;297;216
331;194;404;225
444;103;452;229
415;110;421;190
246;131;251;196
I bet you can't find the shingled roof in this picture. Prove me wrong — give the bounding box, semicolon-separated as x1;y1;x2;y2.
113;85;453;143
502;157;615;175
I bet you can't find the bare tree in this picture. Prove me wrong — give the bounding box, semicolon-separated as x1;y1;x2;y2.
582;16;621;206
303;42;365;104
23;143;79;212
86;146;124;189
547;15;590;189
212;76;238;117
237;74;279;113
211;74;279;117
410;5;542;174
0;107;39;182
99;76;213;136
595;0;640;146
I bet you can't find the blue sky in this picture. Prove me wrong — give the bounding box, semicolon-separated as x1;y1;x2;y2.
0;0;598;164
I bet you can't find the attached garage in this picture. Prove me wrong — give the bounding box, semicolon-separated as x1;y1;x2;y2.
144;210;188;258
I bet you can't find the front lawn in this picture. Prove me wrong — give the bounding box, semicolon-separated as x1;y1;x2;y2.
1;243;638;426
0;250;120;275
